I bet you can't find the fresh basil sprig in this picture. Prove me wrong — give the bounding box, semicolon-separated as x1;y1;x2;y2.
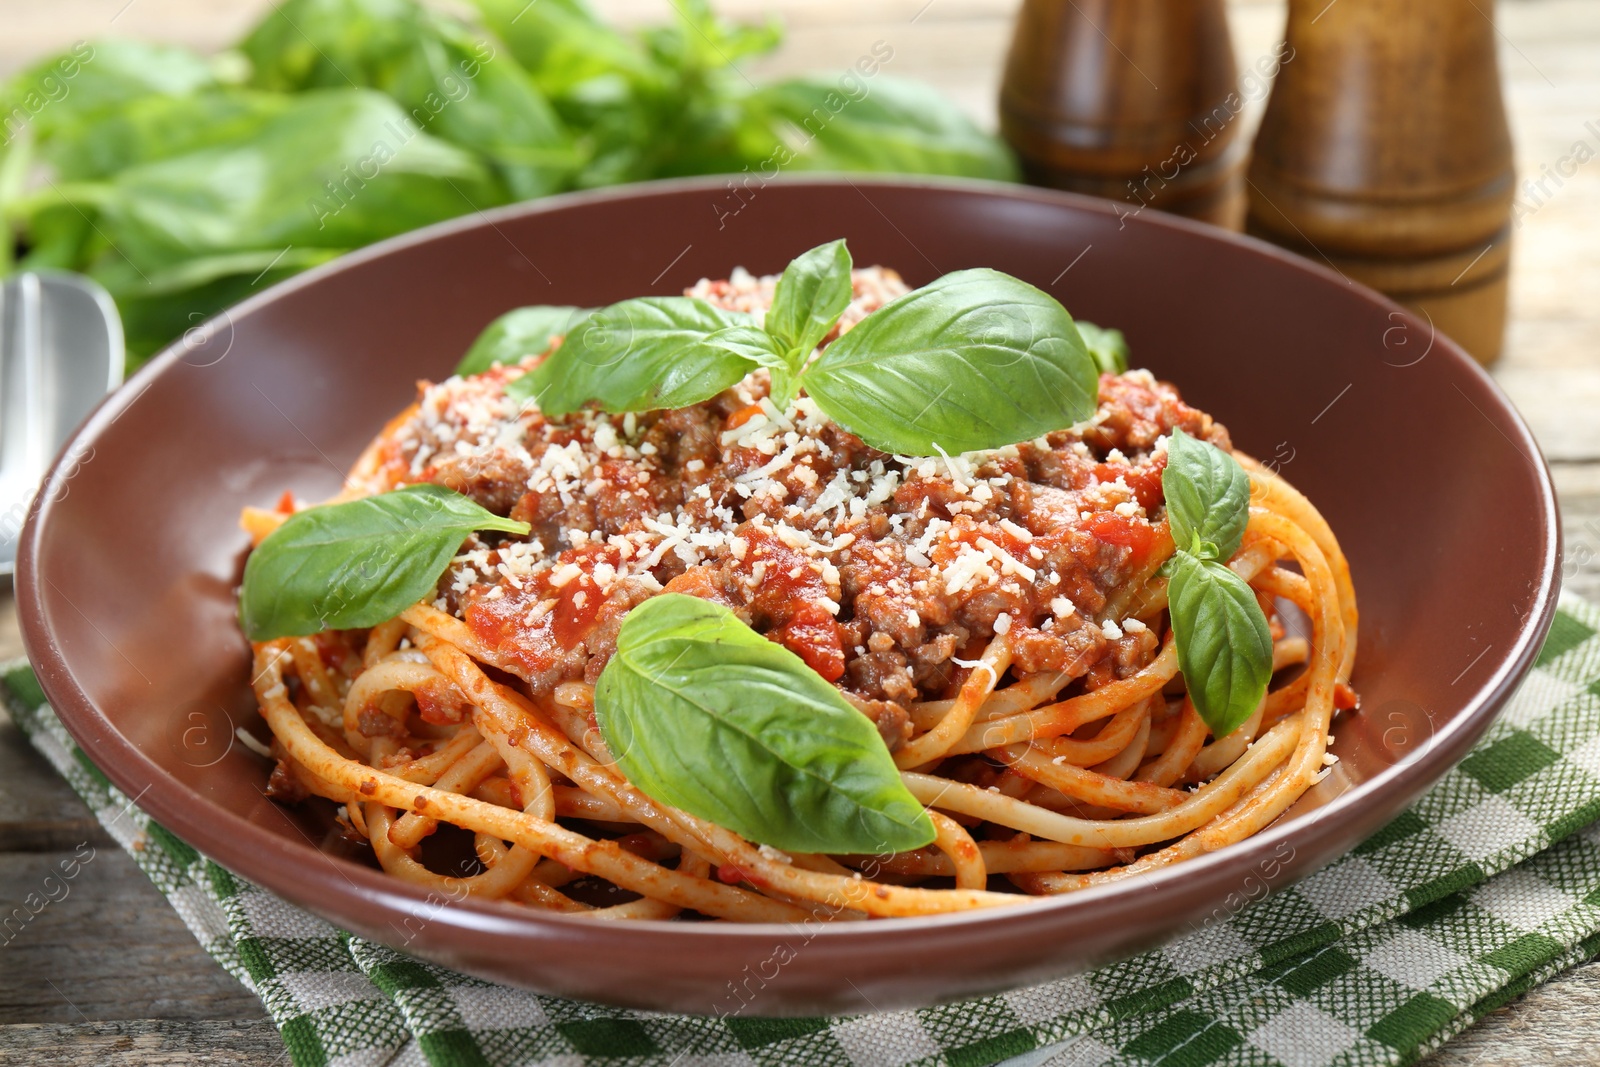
594;593;936;854
506;240;1101;456
1075;320;1130;375
700;324;793;381
505;241;856;415
802;268;1097;455
762;238;854;405
505;296;757;414
454;305;590;377
1162;427;1252;560
1166;552;1274;739
239;484;530;641
1159;429;1272;739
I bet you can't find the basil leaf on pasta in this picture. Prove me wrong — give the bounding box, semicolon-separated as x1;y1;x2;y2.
507;296;756;415
1161;428;1252;560
702;323;789;369
1165;551;1273;739
594;594;936;854
1074;320;1129;375
800;268;1098;455
702;324;802;407
454;305;589;377
764;238;853;366
239;484;529;641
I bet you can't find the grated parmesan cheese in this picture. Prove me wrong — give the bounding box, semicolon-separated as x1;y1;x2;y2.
235;728;273;759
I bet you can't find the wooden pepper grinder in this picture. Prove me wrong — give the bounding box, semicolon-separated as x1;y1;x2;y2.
998;0;1249;229
1246;0;1515;364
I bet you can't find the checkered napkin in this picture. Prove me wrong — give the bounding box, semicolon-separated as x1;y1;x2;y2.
8;590;1600;1067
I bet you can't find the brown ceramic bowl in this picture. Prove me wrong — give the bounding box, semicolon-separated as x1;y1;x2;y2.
17;177;1559;1015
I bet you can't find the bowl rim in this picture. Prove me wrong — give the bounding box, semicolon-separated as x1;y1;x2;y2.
15;173;1562;952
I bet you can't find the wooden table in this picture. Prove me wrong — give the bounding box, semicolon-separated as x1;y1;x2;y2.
2;1;1597;1063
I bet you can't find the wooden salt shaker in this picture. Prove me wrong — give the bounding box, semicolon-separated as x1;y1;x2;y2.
998;0;1249;229
1246;0;1515;364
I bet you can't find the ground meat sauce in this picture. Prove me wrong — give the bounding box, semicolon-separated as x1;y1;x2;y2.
357;266;1231;745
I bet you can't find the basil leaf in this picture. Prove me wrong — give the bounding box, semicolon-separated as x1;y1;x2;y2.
1166;551;1273;739
381;15;578;200
3;40;218;144
1161;428;1252;561
702;324;801;407
239;484;529;641
742;75;1019;182
800;268;1098;455
248;0;578;197
454;305;589;377
241;0;417;90
1075;320;1129;375
95;89;504;274
41;90;292;182
472;0;656;103
702;323;788;366
507;296;757;415
594;594;936;854
765;238;853;366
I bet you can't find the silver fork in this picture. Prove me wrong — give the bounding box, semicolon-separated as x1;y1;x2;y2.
0;271;123;575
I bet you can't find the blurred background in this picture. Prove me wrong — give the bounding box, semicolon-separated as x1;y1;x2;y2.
2;0;1595;454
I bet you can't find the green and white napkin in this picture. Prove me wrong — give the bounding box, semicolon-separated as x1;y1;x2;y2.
6;590;1600;1067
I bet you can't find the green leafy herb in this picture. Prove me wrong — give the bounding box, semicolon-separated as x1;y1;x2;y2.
697;322;800;402
801;268;1099;454
741;75;1020;182
765;239;853;364
3;0;1017;368
492;252;1102;459
239;484;529;641
472;0;654;103
454;305;589;377
41;90;291;182
1165;552;1274;740
240;0;418;90
379;16;577;200
241;0;577;199
91;89;501;275
700;322;789;365
1161;428;1252;560
3;40;219;144
507;296;756;414
594;594;936;854
1158;429;1272;738
664;238;855;408
1075;320;1129;375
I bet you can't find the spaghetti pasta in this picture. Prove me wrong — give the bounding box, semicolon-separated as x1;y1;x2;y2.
243;263;1357;922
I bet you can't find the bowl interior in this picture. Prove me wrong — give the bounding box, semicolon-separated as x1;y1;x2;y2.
18;177;1558;1014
